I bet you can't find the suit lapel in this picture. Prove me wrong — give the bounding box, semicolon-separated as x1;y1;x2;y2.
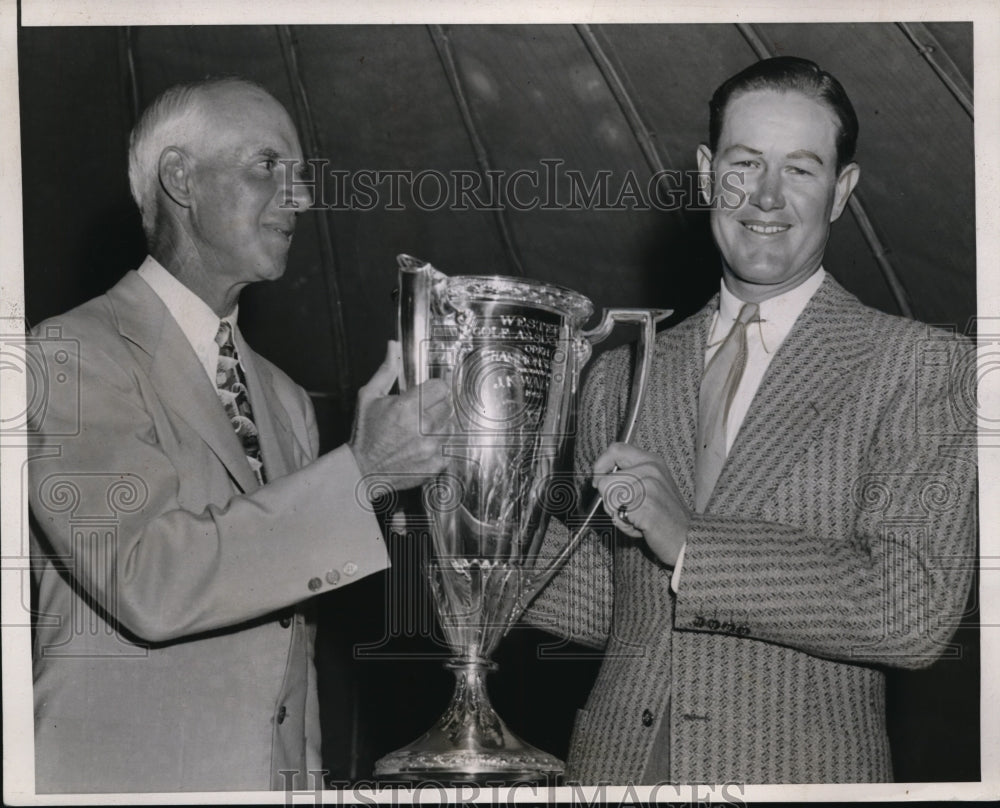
107;271;261;494
711;276;877;513
640;301;715;508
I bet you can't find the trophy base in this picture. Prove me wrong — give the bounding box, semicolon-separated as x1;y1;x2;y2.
373;753;563;786
374;658;564;786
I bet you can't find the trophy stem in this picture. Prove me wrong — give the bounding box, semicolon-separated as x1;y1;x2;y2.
374;656;563;785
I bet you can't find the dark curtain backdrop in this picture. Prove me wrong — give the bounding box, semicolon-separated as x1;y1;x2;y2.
19;22;978;783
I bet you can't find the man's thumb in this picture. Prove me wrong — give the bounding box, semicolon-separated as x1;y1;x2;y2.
360;340;402;399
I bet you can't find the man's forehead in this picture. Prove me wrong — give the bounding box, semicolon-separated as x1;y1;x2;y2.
719;89;839;148
194;86;301;155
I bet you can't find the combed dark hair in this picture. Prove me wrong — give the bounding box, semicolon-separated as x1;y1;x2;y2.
709;56;859;172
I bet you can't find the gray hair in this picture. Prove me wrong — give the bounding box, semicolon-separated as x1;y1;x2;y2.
127;77;267;239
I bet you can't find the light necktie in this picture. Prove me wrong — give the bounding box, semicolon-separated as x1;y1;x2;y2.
694;301;759;513
214;321;266;486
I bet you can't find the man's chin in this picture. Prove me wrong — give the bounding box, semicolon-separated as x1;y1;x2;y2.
722;259;787;286
257;255;290;282
721;260;793;290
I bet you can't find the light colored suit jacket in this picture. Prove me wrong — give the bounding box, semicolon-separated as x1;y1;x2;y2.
528;275;977;784
28;269;389;793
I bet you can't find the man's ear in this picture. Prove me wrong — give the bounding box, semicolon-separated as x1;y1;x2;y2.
695;144;714;207
157;147;195;209
830;162;860;222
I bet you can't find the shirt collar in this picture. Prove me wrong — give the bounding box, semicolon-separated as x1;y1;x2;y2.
714;267;826;354
136;255;239;382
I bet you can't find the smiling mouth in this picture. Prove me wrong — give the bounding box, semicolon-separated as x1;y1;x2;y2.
741;221;791;235
266;225;294;242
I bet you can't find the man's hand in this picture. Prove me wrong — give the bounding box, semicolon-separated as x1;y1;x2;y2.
592;442;690;567
348;341;452;490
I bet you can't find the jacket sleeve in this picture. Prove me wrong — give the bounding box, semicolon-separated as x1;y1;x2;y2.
673;333;977;670
28;321;389;644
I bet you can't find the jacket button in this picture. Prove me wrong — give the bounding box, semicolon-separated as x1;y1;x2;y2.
279;616;292;628
308;577;322;592
642;709;654;727
277;705;287;724
326;570;341;586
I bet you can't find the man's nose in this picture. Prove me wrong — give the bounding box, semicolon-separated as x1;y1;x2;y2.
278;159;315;211
749;168;785;211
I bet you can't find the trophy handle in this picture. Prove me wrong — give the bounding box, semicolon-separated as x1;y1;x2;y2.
580;308;671;441
507;307;671;632
397;254;451;392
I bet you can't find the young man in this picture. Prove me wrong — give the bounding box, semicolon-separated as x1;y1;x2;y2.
529;56;977;784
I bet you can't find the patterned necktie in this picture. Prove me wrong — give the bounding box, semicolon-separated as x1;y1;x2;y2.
214;321;266;486
694;301;759;512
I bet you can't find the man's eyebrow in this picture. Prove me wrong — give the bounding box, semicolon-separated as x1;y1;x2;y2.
238;145;280;162
247;145;298;161
722;144;762;157
270;154;311;178
786;149;824;165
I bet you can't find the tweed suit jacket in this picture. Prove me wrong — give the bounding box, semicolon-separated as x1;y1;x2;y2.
528;275;977;784
28;269;390;793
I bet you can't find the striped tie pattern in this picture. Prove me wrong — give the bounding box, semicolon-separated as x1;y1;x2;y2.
214;321;266;485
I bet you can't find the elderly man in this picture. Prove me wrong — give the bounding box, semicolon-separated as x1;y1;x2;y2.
528;56;976;784
28;78;450;793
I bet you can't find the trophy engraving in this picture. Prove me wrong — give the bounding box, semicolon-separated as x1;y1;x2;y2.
375;255;669;783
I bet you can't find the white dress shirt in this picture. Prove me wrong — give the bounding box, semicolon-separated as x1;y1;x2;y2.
137;255;239;385
706;268;826;452
671;268;826;590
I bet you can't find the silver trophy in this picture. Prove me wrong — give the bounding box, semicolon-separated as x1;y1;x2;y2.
375;255;669;783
